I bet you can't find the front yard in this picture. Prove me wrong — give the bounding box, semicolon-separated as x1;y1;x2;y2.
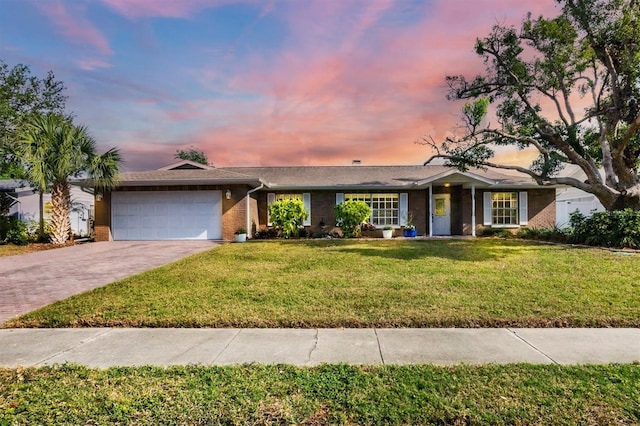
5;239;639;328
2;364;638;424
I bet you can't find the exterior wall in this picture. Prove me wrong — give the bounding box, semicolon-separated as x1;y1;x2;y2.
94;190;112;241
528;188;556;228
94;184;252;242
258;190;428;236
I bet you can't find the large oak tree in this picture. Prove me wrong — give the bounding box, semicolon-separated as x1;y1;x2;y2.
423;0;640;210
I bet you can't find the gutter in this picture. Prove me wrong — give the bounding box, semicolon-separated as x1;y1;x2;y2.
246;183;264;238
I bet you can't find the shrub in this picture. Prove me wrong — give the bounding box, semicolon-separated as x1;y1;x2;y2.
335;200;371;238
517;226;569;243
569;209;640;248
0;216;29;245
478;227;513;238
268;198;308;239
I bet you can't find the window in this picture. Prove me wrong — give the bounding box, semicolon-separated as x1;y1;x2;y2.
275;193;302;201
491;192;518;225
345;193;399;226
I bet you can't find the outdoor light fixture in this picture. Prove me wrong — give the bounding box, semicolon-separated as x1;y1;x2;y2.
96;193;103;201
225;189;232;200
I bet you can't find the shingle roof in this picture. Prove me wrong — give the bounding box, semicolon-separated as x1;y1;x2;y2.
116;168;263;186
222;165;534;189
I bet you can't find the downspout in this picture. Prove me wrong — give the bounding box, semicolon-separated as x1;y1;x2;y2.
246;183;264;239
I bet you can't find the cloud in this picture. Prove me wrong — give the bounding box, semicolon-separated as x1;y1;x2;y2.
99;0;257;20
36;0;113;56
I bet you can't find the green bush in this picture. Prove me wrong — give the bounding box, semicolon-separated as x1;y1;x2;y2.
0;216;29;245
478;227;513;238
517;226;569;243
569;209;640;248
335;200;371;238
268;198;308;239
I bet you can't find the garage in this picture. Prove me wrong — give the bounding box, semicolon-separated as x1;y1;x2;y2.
111;190;222;240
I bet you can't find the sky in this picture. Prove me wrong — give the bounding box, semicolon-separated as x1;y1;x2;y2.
0;0;560;172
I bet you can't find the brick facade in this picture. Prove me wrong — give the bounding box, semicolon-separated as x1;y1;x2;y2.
94;184;556;241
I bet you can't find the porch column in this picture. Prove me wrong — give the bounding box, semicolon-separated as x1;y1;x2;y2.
471;184;476;237
428;184;433;237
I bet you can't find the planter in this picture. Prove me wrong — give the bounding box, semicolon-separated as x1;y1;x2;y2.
403;228;417;238
234;233;247;242
382;229;393;239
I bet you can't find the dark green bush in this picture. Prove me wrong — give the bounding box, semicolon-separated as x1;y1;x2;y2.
517;226;569;243
478;227;513;238
0;216;29;245
569;209;640;248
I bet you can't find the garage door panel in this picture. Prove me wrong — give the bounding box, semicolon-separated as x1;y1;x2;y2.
112;191;222;240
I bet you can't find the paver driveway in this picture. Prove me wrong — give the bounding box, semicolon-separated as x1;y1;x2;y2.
0;241;220;324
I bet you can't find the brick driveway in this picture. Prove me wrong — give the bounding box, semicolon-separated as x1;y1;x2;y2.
0;241;220;324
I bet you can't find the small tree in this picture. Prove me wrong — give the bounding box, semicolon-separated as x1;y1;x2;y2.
268;198;308;239
175;146;208;165
335;200;371;238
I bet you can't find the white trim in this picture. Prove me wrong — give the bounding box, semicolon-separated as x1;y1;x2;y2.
157;159;213;170
302;192;311;226
471;184;476;237
399;193;408;226
414;169;496;187
519;191;528;225
336;193;344;204
483;192;492;226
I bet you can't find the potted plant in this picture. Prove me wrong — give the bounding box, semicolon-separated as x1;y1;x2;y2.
402;212;417;238
234;227;247;242
382;226;394;239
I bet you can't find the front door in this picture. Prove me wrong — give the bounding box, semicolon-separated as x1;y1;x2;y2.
432;193;451;235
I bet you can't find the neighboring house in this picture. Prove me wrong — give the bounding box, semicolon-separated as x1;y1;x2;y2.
555;165;605;227
91;160;557;241
0;180;94;236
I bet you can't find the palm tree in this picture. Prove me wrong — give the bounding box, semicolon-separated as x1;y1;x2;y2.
19;114;121;244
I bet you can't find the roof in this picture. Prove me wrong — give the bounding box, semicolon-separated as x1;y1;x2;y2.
0;180;31;192
102;161;546;190
222;165;539;189
115;168;265;187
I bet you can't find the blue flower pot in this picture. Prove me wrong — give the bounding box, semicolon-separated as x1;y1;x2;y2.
403;228;417;238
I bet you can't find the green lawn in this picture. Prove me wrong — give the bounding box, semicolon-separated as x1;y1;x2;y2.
1;364;638;424
5;239;639;328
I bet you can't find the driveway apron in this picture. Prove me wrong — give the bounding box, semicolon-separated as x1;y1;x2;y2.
0;241;219;324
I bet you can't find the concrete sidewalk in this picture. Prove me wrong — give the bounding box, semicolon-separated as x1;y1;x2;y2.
0;328;638;368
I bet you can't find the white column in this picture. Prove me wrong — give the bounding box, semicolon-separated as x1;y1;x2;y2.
428;184;433;237
471;184;476;237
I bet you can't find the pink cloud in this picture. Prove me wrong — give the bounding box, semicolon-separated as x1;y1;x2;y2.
111;0;561;170
99;0;257;20
75;57;112;71
37;0;113;56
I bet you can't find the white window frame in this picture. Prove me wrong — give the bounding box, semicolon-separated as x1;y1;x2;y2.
338;193;407;228
483;191;528;227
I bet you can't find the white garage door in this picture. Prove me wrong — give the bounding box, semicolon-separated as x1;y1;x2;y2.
112;191;222;240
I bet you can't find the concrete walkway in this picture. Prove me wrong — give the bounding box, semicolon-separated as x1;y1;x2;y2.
0;328;637;368
0;241;220;323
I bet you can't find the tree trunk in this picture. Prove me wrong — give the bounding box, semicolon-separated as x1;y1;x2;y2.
49;181;71;245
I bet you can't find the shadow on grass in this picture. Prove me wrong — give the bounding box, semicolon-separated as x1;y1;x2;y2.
292;239;503;262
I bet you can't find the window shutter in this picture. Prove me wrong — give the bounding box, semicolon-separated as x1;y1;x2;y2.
483;192;492;226
399;193;408;226
267;193;276;226
519;192;528;225
336;193;344;204
302;193;311;226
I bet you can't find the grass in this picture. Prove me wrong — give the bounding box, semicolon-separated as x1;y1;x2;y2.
4;239;639;328
0;243;68;257
1;364;638;425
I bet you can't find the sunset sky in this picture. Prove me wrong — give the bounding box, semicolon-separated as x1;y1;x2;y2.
1;0;559;171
